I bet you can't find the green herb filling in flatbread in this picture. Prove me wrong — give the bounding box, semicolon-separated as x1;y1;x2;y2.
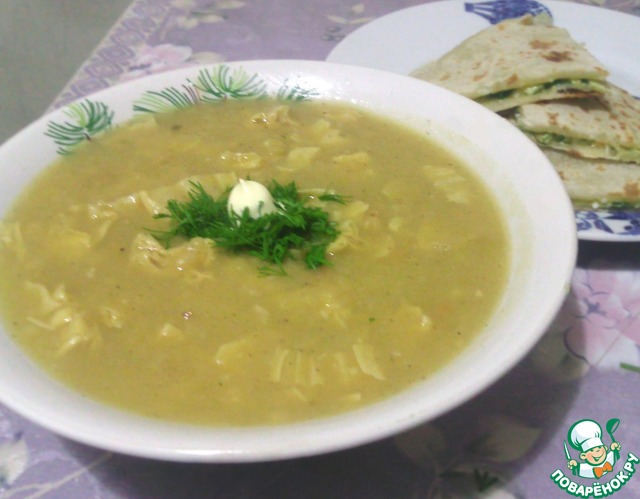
411;14;609;112
513;83;640;163
543;148;640;209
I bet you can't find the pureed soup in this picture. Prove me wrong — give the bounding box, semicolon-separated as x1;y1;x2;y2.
0;99;509;426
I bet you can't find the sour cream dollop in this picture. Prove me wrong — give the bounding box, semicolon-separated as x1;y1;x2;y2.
228;179;277;219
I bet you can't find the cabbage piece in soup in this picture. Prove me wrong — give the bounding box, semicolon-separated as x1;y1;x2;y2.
0;99;509;425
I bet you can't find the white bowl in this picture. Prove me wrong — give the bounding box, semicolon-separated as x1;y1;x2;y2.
0;60;577;462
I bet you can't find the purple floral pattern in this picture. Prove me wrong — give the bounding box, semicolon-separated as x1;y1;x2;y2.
553;264;640;370
120;43;194;79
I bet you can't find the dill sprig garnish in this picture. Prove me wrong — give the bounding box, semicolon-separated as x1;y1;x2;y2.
152;180;348;273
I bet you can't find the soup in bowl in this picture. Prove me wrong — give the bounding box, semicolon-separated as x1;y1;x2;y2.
0;60;576;461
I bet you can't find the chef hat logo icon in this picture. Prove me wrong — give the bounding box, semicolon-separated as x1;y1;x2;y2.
564;418;622;479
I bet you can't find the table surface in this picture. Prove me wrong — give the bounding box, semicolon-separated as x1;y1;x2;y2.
1;1;640;498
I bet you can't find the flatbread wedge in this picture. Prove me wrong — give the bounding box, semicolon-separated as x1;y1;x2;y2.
512;83;640;163
410;14;609;112
543;148;640;209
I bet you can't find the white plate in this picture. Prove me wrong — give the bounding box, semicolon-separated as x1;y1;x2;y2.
327;0;640;242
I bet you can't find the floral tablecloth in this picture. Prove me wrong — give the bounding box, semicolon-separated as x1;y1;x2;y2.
2;1;640;498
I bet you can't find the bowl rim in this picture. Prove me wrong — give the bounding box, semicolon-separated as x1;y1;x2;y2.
0;59;577;462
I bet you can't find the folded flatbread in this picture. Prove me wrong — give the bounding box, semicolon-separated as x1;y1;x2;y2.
513;83;640;163
410;14;609;112
544;148;640;208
